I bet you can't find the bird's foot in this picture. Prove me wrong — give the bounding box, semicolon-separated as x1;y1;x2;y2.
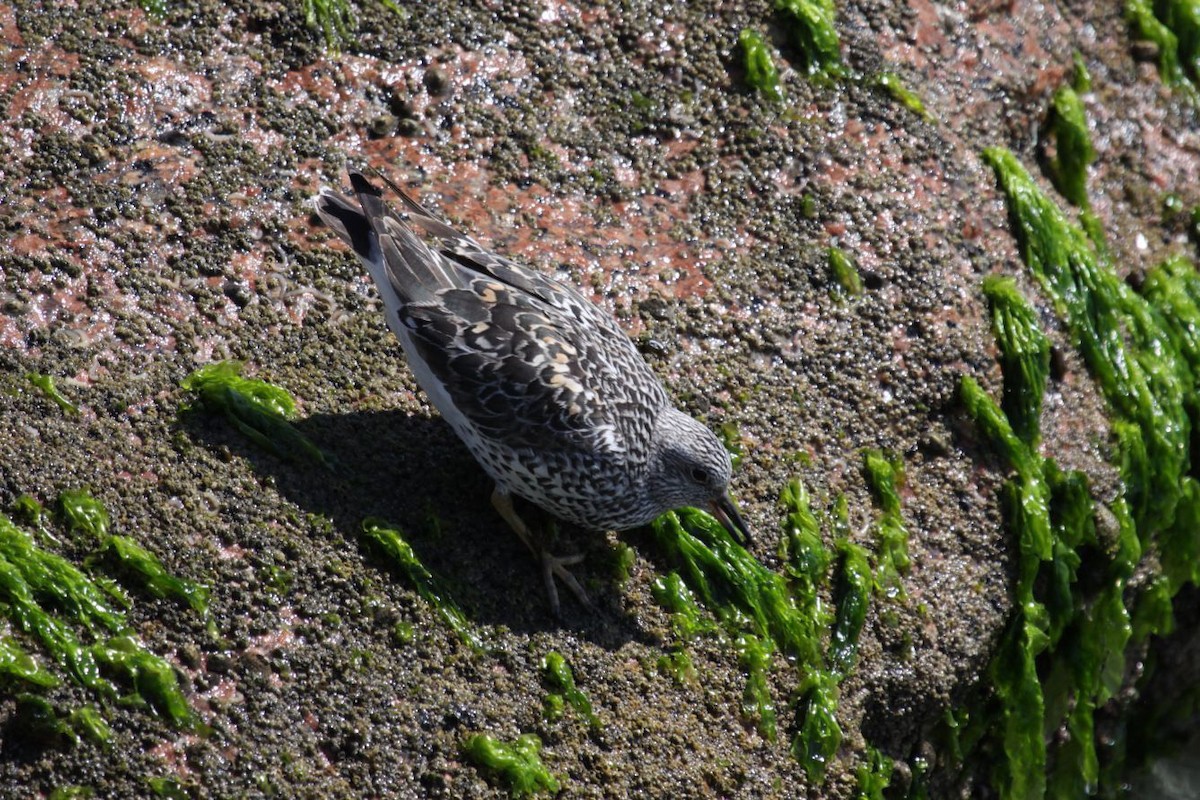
540;550;592;617
491;487;592;615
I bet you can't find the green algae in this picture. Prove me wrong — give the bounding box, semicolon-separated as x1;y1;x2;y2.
629;90;655;112
651;571;715;641
12;694;78;748
1157;474;1200;600
0;512;195;726
775;0;842;77
959;376;1045;522
462;733;560;798
137;0;166;17
779;478;832;628
613;540;636;583
1131;572;1175;640
301;0;354;48
99;536;210;616
0;513;125;636
181;360;331;468
1163;191;1186;217
738;29;783;101
647;485;907;781
107;646;187;725
57;489;110;540
12;494;46;531
649;495;875;777
800;193;819;219
259;563;295;596
648;508;807;736
983;147;1187;535
988;612;1048;799
1141;254;1200;417
791;669;842;784
960;374;1082;798
1045;593;1128;795
541;691;565;722
907;756;932;800
1043;85;1095;208
1042;466;1090;646
1127;0;1185;85
828;246;863;296
541;651;600;731
146;776;191;799
982;276;1051;445
957;379;1053;799
862;451;910;601
775;484;848;781
648;508;817;665
855;745;894;799
655;648;696;685
68;705;112;747
875;72;931;121
11;695;111;749
649;571;707;684
91;635;192;726
717;421;746;470
0;555;106;692
1126;0;1200;88
0;635;58;688
360;518;482;651
735;633;777;741
48;490;209;620
828;536;871;677
952;148;1200;797
1071;51;1092;93
26;373;79;415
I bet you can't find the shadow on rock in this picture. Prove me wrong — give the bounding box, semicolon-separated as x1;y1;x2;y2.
178;405;645;646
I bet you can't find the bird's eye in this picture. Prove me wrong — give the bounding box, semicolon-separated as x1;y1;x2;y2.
689;467;709;484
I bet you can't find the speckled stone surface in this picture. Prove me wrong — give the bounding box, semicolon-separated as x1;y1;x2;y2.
0;0;1196;796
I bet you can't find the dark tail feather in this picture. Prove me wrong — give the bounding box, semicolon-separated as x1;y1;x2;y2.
348;170;452;248
348;171;393;228
340;170;465;301
361;167;437;218
313;189;379;265
358;167;480;246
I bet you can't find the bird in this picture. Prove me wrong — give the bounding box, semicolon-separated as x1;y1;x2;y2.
313;169;751;613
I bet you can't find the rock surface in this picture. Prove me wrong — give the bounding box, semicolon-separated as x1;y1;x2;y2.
0;0;1196;796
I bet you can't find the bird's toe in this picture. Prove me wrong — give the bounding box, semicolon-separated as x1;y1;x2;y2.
540;550;592;616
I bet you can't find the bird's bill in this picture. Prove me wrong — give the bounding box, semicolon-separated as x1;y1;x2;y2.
711;494;752;545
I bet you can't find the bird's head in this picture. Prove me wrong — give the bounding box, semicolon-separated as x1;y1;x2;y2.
647;407;752;544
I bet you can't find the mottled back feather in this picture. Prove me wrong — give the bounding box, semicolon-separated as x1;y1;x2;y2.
315;171;670;464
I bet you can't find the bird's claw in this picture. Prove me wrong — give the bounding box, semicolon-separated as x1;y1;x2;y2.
541;551;592;617
491;488;593;615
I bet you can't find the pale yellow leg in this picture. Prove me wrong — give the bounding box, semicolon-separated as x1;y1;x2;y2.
491;488;591;615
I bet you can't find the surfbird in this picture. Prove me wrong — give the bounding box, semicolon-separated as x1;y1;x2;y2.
314;169;751;613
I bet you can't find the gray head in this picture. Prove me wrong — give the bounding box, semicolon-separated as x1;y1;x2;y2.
647;407;752;543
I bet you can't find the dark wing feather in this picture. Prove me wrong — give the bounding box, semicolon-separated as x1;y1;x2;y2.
400;274;666;458
327;170;670;461
361;169;628;336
